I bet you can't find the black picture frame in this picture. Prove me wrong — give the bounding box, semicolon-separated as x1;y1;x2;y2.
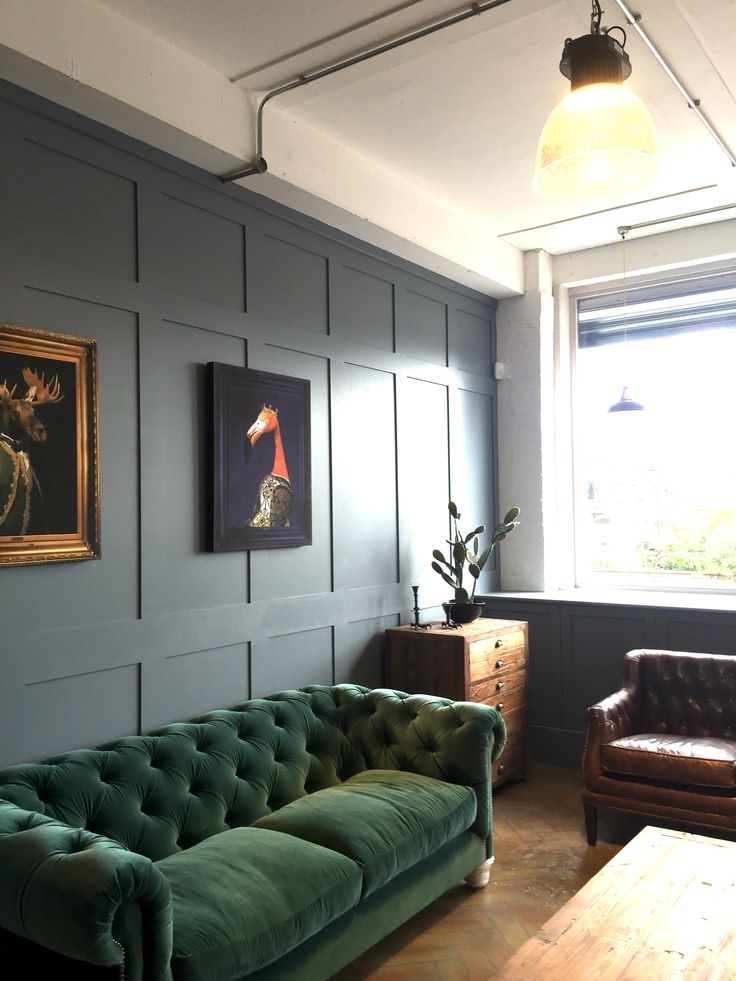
0;321;99;567
207;362;312;551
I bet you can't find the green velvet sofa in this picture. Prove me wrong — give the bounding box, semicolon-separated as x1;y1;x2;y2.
0;684;505;981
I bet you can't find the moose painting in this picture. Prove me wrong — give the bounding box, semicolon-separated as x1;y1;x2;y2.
0;322;99;566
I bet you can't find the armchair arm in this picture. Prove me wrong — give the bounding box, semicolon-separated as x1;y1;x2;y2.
583;689;640;784
0;800;173;979
337;687;506;854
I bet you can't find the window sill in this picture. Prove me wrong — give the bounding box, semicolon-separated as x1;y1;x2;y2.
478;588;736;614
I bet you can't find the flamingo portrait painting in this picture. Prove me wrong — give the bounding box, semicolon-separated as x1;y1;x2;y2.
244;403;292;528
208;362;312;552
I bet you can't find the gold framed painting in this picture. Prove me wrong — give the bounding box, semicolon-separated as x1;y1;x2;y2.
0;322;99;566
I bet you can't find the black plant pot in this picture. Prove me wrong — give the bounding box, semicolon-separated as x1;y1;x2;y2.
442;601;485;625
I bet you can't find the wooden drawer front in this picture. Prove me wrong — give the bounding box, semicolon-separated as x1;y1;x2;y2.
492;707;527;784
493;745;527;785
469;639;526;685
470;663;525;702
499;705;526;741
474;686;526;717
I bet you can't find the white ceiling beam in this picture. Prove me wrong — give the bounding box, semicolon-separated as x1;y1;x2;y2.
259;105;524;295
0;0;253;162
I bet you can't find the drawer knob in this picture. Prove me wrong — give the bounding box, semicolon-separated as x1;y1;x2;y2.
498;764;506;775
495;702;504;711
495;681;504;692
495;639;503;648
495;658;504;669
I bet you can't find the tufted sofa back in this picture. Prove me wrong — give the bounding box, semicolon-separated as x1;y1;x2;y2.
626;649;736;738
0;688;367;861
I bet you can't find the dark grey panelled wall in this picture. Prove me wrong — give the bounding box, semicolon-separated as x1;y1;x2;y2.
0;84;498;766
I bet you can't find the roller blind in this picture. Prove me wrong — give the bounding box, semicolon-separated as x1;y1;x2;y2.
578;269;736;348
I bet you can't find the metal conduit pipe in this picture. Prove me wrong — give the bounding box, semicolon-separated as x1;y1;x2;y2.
221;0;515;182
617;200;736;237
613;0;736;169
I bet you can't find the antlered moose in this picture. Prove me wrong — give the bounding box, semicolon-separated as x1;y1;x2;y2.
0;367;64;535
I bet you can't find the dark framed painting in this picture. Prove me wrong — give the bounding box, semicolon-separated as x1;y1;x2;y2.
207;362;311;551
0;322;99;566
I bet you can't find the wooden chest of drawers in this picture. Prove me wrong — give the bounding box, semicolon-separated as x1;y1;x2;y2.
384;618;529;787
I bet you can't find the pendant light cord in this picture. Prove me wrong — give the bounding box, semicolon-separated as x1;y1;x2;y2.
608;225;644;411
621;227;628;344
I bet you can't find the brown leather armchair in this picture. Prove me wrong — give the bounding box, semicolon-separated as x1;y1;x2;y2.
582;649;736;844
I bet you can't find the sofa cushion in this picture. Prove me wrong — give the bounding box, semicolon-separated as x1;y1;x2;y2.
252;769;476;897
602;734;736;788
155;827;362;981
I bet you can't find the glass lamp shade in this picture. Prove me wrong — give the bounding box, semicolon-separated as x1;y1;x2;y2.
534;83;658;202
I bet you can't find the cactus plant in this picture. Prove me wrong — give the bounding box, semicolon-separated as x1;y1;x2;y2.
431;501;520;602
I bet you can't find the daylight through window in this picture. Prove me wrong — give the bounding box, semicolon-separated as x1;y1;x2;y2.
575;271;736;591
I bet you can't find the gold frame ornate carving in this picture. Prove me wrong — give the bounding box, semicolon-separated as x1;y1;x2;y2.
0;322;99;566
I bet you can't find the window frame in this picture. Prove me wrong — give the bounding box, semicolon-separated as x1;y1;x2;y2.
561;259;736;596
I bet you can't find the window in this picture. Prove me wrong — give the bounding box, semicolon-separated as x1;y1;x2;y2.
574;270;736;591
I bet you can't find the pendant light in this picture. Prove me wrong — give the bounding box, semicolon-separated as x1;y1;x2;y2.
608;228;644;413
608;385;644;412
534;0;658;202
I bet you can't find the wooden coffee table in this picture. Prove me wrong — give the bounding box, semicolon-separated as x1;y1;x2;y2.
496;825;736;980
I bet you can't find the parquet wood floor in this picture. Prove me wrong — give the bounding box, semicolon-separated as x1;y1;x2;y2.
333;764;649;980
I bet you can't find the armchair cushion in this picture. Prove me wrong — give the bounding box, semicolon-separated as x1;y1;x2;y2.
253;769;476;897
156;827;362;981
602;734;736;788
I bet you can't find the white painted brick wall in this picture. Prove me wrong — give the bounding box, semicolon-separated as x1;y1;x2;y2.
496;250;555;590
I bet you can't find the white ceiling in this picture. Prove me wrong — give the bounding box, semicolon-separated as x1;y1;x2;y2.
2;0;736;294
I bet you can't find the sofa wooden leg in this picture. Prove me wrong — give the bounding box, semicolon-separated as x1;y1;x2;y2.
465;857;494;888
584;803;598;845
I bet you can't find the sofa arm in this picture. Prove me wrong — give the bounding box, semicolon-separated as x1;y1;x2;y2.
338;688;506;853
583;689;639;784
0;800;173;979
